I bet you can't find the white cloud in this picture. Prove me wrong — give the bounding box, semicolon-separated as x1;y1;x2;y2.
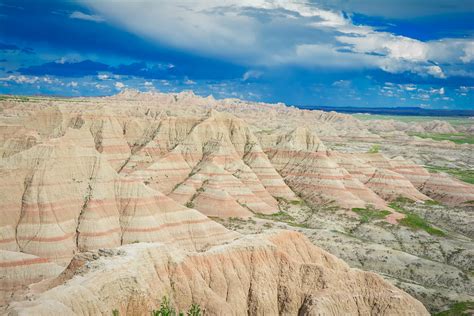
144;81;153;86
81;0;474;78
115;82;125;89
183;78;196;85
0;75;39;84
426;65;446;79
70;11;105;23
460;42;474;63
242;70;263;81
97;74;109;80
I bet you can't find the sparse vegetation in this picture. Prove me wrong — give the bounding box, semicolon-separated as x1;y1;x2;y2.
367;144;380;153
398;212;445;236
289;199;304;205
424;200;441;206
351;207;390;223
426;165;474;185
255;211;310;229
185;201;194;208
388;197;446;236
434;301;474;316
256;210;295;222
409;132;474;145
388;196;415;211
151;296;203;316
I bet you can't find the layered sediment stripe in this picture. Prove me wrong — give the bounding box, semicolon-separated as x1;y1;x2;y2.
365;168;430;202
388;156;431;189
0;250;63;305
421;173;474;205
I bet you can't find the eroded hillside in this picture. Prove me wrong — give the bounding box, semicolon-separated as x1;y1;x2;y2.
1;92;473;315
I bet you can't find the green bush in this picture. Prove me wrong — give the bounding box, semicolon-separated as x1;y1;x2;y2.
151;296;203;316
367;144;380;153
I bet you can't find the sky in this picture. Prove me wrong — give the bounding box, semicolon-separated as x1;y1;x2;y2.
0;0;473;109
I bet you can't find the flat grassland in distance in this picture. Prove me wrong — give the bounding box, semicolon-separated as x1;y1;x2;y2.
352;114;473;126
408;132;474;145
353;114;474;185
353;114;474;144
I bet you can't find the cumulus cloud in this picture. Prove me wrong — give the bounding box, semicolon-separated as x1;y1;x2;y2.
69;11;105;23
97;74;109;80
0;75;39;84
114;82;125;89
242;70;263;81
76;0;474;78
184;78;196;85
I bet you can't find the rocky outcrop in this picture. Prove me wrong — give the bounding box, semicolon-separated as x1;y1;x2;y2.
6;231;428;316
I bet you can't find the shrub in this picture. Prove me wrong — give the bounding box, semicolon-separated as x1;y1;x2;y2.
367;144;380;153
187;303;202;316
151;296;203;316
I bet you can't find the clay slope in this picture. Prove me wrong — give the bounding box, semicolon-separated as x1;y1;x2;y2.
260;127;430;210
6;230;428;316
0;128;237;267
127;110;294;217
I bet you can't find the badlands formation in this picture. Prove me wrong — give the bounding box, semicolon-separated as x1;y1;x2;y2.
0;90;473;315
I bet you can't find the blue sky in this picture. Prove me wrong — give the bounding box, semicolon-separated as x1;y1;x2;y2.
0;0;473;109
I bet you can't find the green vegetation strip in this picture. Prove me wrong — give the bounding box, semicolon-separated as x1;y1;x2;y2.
398;212;445;236
255;211;309;228
351;208;390;223
426;165;474;185
409;132;474;145
434;301;474;316
352;114;473;127
389;198;445;236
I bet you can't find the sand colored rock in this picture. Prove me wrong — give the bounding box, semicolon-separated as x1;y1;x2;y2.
6;231;428;316
421;172;474;205
128;111;287;215
0;128;236;266
0;250;63;305
1;92;470;314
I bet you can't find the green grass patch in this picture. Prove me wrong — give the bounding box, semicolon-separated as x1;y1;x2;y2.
289;199;304;205
352;114;473;127
352;208;391;223
255;211;310;229
388;196;415;212
409;132;474;145
256;210;295;222
388;197;446;236
424;200;441;206
434;301;474;316
398;212;445;236
426;165;474;185
367;144;380;153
